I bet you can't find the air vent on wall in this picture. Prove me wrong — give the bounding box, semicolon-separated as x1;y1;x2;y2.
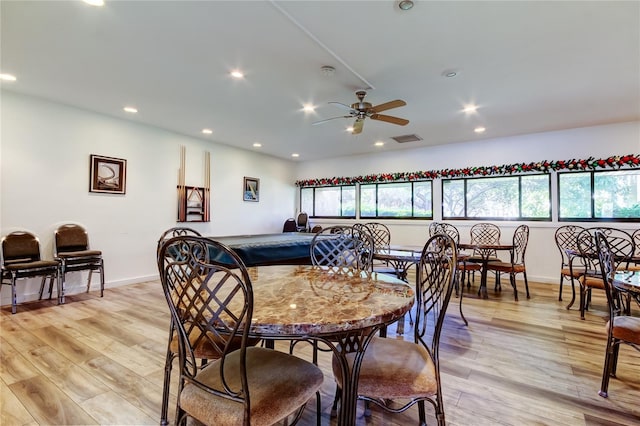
391;134;423;143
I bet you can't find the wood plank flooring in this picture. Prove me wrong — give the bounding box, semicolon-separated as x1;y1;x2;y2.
1;276;638;425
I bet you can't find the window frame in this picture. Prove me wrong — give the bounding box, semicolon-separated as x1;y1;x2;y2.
300;185;356;219
441;173;551;221
358;180;433;220
557;169;640;222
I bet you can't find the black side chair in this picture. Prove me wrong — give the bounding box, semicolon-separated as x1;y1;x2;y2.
296;212;310;232
53;224;104;304
158;235;323;425
282;218;297;232
1;231;60;314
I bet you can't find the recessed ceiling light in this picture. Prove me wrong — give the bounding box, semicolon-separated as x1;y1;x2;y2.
442;69;458;78
398;0;414;11
253;143;262;148
202;128;213;134
291;153;300;158
462;104;478;113
474;126;486;133
83;0;104;6
0;73;17;82
303;104;315;112
230;70;244;79
123;106;138;113
374;141;385;147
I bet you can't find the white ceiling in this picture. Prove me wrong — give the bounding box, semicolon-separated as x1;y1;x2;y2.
2;1;639;161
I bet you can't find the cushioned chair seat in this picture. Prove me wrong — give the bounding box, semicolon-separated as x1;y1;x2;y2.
458;261;482;271
181;346;324;426
608;316;640;344
57;250;102;258
4;260;59;271
561;266;586;277
332;336;437;400
579;275;605;289
486;261;525;273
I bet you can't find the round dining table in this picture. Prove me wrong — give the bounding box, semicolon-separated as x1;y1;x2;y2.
245;264;415;426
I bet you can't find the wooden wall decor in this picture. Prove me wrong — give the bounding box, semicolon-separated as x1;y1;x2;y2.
177;146;210;222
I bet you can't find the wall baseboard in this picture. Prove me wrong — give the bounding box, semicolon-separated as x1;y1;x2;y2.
0;274;159;308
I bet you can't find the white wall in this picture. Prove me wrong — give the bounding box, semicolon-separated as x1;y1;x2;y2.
296;121;640;285
1;91;297;305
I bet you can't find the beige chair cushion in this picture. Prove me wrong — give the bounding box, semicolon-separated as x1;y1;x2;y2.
332;336;437;400
486;261;525;273
579;275;604;289
608;316;640;345
458;262;481;271
180;346;323;426
561;267;586;278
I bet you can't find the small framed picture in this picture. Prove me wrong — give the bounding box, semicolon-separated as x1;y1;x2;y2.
89;154;127;194
243;177;259;202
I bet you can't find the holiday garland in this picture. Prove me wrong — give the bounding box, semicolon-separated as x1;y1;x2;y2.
295;154;640;187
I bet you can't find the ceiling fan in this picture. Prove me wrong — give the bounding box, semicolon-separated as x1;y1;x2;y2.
313;90;409;134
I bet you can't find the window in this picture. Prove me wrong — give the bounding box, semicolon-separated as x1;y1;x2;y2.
442;174;550;220
558;170;640;221
300;185;356;218
359;181;432;219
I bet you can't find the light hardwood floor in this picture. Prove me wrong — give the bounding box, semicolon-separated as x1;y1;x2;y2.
1;276;639;425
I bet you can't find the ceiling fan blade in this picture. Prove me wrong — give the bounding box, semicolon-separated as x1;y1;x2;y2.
312;116;351;125
370;114;409;126
352;118;364;134
370;99;406;113
329;101;357;113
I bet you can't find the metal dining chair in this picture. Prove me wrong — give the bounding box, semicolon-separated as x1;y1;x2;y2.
594;230;640;398
466;222;502;288
1;231;61;314
53;223;104;303
575;227;635;319
486;224;530;301
158;235;323;425
554;225;586;303
330;233;458;425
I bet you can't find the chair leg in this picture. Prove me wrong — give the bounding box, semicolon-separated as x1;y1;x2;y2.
418;400;427;426
510;272;518;301
558;273;564;301
86;269;93;293
523;271;530;299
11;275;18;314
59;264;66;305
579;287;587;320
610;341;621;377
48;275;55;300
99;261;105;297
330;386;341;417
161;347;175;426
38;275;47;300
598;338;616;398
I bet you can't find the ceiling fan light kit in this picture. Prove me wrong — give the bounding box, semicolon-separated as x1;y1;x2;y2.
313;90;409;134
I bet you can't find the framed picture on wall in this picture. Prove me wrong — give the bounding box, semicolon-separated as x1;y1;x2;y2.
243;177;259;202
89;154;127;194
